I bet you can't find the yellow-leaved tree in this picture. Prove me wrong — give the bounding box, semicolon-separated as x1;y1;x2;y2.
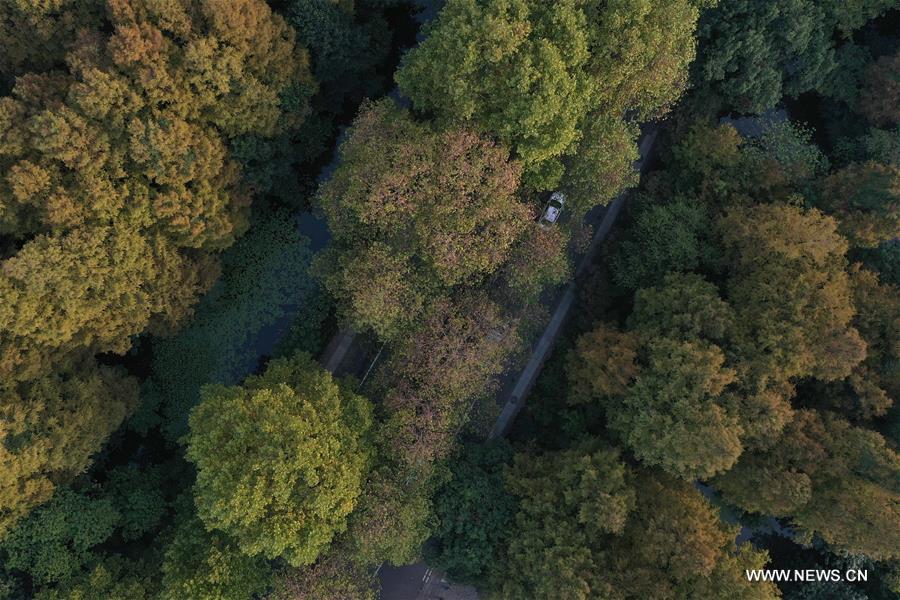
0;0;315;382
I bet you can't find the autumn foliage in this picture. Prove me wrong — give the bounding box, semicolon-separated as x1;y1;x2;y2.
0;0;314;381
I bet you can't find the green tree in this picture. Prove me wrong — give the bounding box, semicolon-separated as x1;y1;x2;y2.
560;115;640;216
859;49;900;126
186;353;374;566
719;203;866;383
344;469;436;567
668;120;743;193
490;444;635;599
612;196;713;290
856;240;900;287
695;0;835;113
0;365;137;535
585;0;711;118
397;0;704;190
34;557;160;600
0;488;119;586
628;271;734;343
816;41;872;106
159;511;271;600
104;466;168;542
396;0;593;188
716;410;900;561
611;337;742;480
817;161;900;248
820;0;899;35
695;0;896;114
665;120;826;205
286;0;390;111
628;272;793;454
858;127;900;167
430;440;517;582
571;272;765;480
271;552;377;600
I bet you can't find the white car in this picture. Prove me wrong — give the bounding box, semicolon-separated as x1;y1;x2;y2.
539;192;566;227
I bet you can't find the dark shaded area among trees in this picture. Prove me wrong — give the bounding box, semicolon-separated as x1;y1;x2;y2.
1;1;898;599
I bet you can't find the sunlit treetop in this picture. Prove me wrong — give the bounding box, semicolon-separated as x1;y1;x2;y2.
397;0;707;189
0;0;315;381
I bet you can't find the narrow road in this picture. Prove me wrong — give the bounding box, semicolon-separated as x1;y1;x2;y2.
321;328;356;373
380;564;479;600
313;5;666;598
489;127;657;438
377;128;660;600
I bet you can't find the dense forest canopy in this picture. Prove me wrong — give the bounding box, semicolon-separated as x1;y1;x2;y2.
0;0;898;599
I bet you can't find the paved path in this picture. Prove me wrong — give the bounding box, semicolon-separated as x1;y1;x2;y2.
315;128;659;600
489;128;657;439
371;128;661;600
380;564;479;600
321;328;357;374
315;127;660;600
488;284;576;439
